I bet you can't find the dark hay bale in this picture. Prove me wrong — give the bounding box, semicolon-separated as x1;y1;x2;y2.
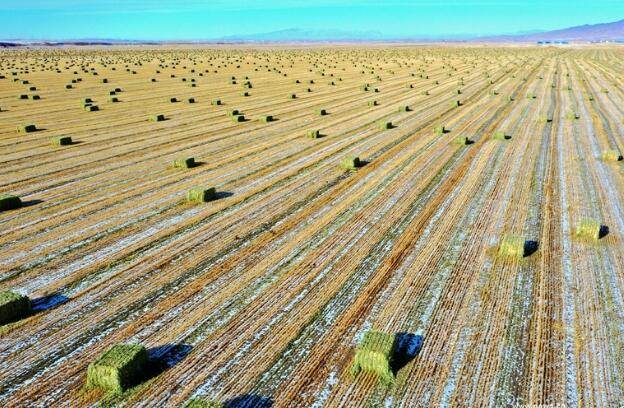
0;194;22;211
16;124;36;133
0;291;31;325
51;136;73;146
149;114;165;122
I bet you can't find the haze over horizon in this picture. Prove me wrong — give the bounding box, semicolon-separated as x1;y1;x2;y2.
1;0;623;41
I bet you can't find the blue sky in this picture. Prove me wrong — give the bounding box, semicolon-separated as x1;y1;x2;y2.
1;0;623;40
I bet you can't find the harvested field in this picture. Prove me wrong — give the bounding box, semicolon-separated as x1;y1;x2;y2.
1;45;624;407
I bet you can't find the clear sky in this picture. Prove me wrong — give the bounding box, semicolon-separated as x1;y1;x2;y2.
1;0;623;40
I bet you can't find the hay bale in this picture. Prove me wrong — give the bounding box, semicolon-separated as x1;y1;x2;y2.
186;98;195;104
173;157;196;169
454;136;470;145
227;110;240;117
184;399;224;408
368;100;378;107
378;121;392;130
498;235;526;258
110;97;119;103
492;131;509;140
260;115;274;123
241;91;249;97
18;94;28;100
187;187;216;203
567;111;579;120
84;105;99;112
398;106;410;112
51;136;72;146
433;125;446;135
65;84;73;89
149;114;165;122
340;156;360;170
0;291;31;325
231;115;245;122
573;218;603;240
16;124;36;133
307;129;320;138
350;331;394;386
211;99;221;106
86;343;148;393
169;97;178;103
602;149;623;162
29;95;40;100
289;93;296;99
316;109;327;116
0;194;22;211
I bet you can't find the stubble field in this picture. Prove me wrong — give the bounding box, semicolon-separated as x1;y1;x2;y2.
0;44;623;407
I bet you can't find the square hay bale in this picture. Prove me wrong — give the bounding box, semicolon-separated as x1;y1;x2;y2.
65;84;73;89
498;235;526;258
149;114;165;122
241;92;249;97
101;78;108;83
109;97;119;103
350;331;394;386
567;111;579;120
454;136;470;145
260;115;274;123
368;100;378;107
573;218;603;240
538;115;553;123
184;399;224;408
398;106;410;112
340;156;360;170
82;97;93;104
433;125;446;135
307;129;320;139
187;187;216;203
86;344;148;393
169;97;178;103
18;94;28;100
316;109;327;116
0;291;31;325
602;149;623;162
231;114;245;122
227;109;240;117
492;131;510;140
211;99;221;106
378;121;392;130
186;98;195;104
84;105;99;112
16;124;36;133
30;95;40;100
289;93;297;99
173;157;196;169
51;136;73;146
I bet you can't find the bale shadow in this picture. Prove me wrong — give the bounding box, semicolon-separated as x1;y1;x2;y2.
599;225;609;239
391;333;423;375
135;344;194;387
465;140;475;145
523;240;539;257
30;293;69;312
21;199;44;207
225;394;274;408
356;160;370;168
215;191;234;200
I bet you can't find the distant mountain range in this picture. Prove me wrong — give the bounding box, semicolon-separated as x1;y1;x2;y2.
482;19;624;42
1;19;623;46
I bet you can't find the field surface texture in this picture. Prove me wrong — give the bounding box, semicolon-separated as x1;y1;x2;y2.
0;45;623;407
